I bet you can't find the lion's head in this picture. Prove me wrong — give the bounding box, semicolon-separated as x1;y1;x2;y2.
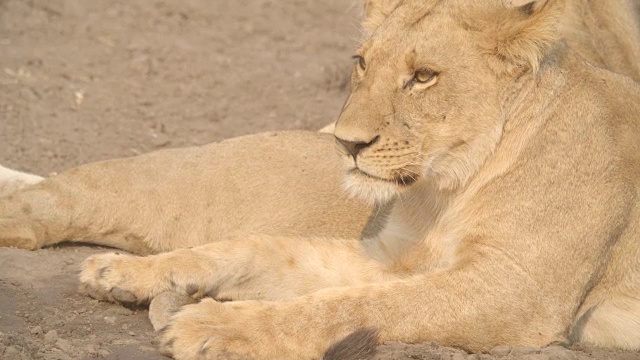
334;0;564;204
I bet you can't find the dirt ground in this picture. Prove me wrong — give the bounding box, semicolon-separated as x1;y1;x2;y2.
0;0;639;359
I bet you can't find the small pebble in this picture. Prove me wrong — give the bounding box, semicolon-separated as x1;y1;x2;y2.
139;345;157;353
3;345;20;357
44;330;58;345
128;331;135;336
151;133;171;148
520;355;549;360
56;338;73;352
490;345;511;357
29;326;42;335
511;346;539;356
85;344;99;355
121;324;129;330
103;307;132;317
103;316;116;325
97;349;110;357
549;353;577;360
544;346;577;360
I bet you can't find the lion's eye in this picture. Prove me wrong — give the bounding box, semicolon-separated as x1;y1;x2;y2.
353;55;366;71
404;69;438;89
414;70;436;84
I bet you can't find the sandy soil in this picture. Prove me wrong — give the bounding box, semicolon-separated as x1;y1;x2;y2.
0;0;639;359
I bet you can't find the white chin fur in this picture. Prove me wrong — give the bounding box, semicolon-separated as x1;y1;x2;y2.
342;171;400;205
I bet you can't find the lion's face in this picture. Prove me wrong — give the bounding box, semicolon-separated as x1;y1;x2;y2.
334;0;562;204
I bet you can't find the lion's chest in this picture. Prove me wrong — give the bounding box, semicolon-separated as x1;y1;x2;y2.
364;185;473;274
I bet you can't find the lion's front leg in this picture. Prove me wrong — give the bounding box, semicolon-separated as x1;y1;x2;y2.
160;299;300;359
159;284;403;359
80;235;396;304
159;265;573;359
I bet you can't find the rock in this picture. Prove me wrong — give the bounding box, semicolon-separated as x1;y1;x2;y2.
490;345;511;357
44;330;58;345
98;349;111;357
103;306;133;317
3;346;21;360
85;344;99;356
520;355;549;360
151;133;171;148
48;347;73;360
511;346;539;356
544;346;577;360
549;352;577;360
139;345;158;353
29;326;42;335
56;338;73;352
129;55;155;75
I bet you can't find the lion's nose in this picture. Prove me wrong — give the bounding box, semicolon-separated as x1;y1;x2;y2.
335;135;379;160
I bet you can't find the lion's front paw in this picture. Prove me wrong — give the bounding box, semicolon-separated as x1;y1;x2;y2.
160;299;288;360
80;252;157;304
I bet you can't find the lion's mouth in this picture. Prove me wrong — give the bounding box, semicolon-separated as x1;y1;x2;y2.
347;168;418;187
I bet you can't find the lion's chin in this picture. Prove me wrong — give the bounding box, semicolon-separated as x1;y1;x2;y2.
342;169;410;205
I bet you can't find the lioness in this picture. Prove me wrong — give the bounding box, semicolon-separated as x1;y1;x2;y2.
2;0;639;251
320;0;640;133
2;0;640;358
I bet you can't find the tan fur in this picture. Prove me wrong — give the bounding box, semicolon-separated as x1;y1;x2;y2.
0;131;374;253
149;292;196;332
321;0;640;134
0;165;44;198
1;0;640;359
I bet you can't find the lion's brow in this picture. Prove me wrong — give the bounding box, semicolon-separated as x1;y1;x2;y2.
409;9;433;28
400;0;442;28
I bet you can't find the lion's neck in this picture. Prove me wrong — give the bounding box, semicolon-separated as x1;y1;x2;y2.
369;48;574;273
466;46;569;194
376;54;572;272
424;49;571;194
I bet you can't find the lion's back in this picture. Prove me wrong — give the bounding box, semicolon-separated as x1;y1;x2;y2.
561;0;640;81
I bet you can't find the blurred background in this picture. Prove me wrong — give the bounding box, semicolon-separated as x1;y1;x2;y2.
0;0;360;175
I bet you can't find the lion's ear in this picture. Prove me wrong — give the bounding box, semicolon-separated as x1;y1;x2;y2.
362;0;403;34
481;0;565;73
